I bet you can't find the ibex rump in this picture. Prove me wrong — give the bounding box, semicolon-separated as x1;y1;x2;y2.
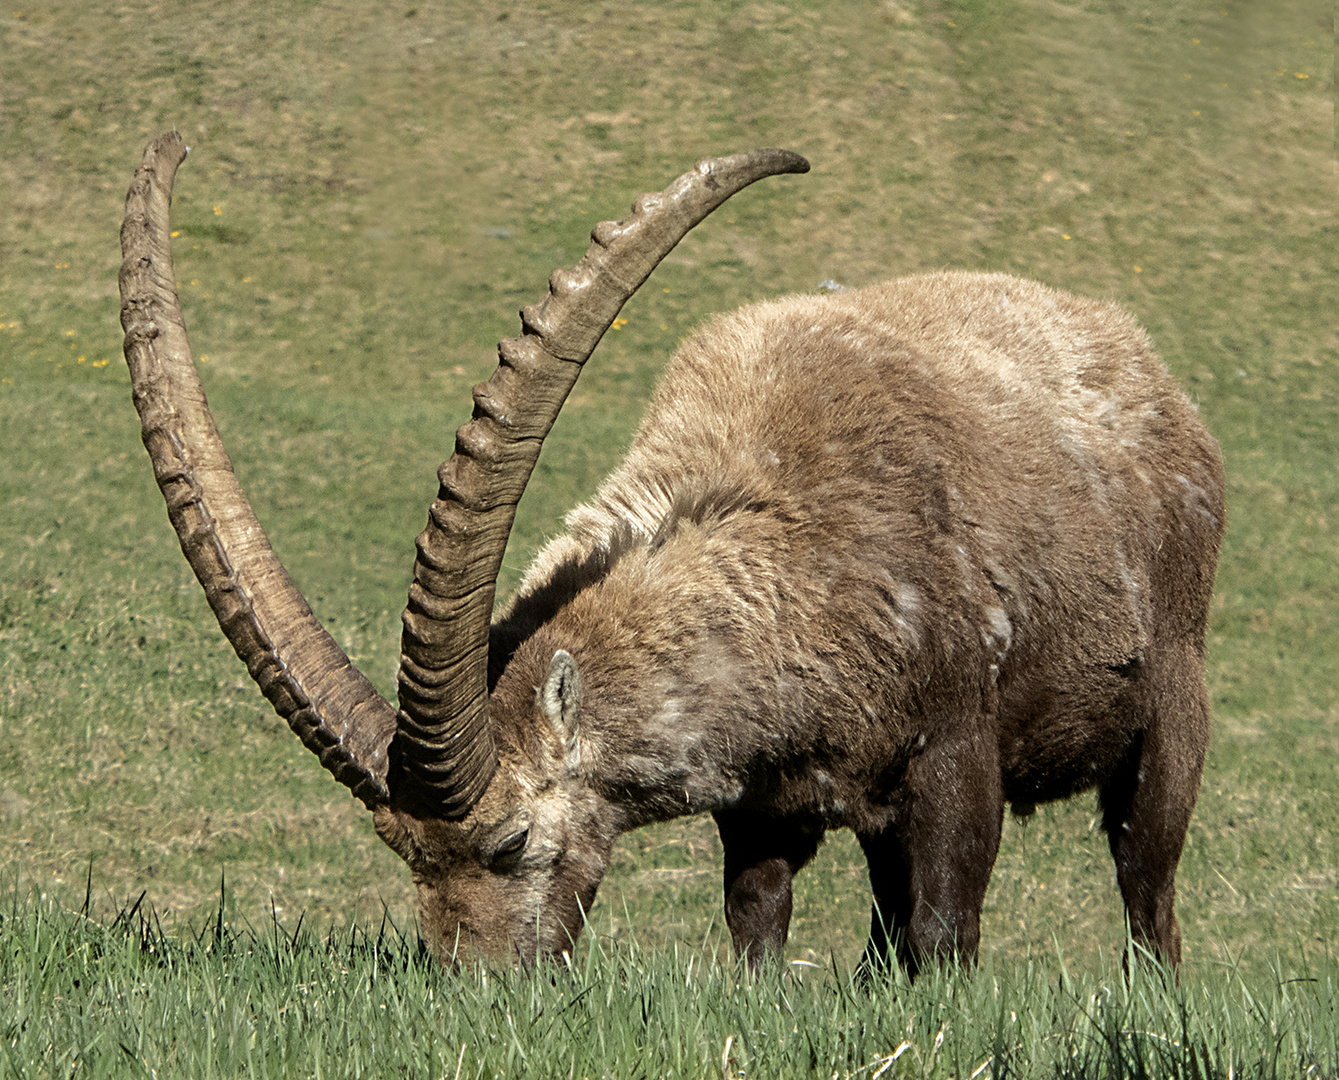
120;134;1223;976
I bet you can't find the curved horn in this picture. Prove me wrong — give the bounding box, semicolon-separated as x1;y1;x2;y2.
395;148;811;815
119;132;397;808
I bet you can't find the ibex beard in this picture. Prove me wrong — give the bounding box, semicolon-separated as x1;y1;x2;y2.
120;134;1223;977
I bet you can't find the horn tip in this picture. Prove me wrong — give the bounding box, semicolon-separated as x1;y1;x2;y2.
702;148;810;177
764;149;810;175
141;130;190;171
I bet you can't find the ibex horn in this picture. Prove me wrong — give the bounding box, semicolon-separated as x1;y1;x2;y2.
394;149;810;816
119;132;397;808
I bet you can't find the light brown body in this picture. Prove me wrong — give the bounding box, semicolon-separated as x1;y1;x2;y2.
379;274;1224;972
121;139;1221;976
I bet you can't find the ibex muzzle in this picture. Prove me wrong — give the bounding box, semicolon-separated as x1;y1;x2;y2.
121;134;1223;975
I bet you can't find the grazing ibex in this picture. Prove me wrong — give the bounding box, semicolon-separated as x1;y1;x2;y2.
120;133;1223;976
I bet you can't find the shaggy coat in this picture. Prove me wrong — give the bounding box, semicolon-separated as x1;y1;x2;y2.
381;271;1223;972
126;137;1219;975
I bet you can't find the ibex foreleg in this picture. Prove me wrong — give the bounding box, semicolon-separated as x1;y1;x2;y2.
859;729;1005;979
714;809;823;969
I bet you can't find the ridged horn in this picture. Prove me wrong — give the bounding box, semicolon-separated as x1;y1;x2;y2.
394;148;811;816
120;132;397;809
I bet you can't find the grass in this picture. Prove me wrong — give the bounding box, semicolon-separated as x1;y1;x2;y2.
0;0;1334;1070
2;890;1334;1079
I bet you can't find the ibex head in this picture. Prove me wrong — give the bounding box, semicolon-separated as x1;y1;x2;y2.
371;645;619;965
120;134;808;965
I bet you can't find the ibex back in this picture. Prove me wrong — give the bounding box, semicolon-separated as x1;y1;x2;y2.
121;134;1223;976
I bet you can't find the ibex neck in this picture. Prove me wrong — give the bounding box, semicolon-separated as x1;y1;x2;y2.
511;517;811;828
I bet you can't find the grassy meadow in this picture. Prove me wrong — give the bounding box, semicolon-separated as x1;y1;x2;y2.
0;0;1334;1074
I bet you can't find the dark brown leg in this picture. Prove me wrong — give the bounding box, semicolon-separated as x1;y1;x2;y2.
1099;643;1210;968
855;827;913;980
858;729;1004;980
713;810;822;969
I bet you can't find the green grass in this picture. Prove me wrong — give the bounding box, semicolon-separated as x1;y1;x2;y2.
0;0;1335;1069
2;891;1334;1079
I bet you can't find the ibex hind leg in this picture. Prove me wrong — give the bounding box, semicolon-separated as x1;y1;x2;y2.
713;809;822;970
1098;640;1211;969
857;729;1005;981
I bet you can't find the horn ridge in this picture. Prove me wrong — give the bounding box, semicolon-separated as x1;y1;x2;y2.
393;148;810;815
120;132;397;809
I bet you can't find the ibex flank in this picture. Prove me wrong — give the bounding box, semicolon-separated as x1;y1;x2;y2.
120;134;1223;977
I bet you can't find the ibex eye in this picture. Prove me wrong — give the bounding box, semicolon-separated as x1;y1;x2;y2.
493;828;529;860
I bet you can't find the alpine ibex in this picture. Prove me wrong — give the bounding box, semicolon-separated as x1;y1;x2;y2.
120;133;1223;976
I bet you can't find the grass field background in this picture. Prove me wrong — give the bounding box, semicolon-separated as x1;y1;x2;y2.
0;0;1335;1070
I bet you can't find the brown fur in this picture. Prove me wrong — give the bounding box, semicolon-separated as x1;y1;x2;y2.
376;271;1224;974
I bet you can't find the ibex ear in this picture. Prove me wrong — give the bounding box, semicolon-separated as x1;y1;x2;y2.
541;650;583;774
